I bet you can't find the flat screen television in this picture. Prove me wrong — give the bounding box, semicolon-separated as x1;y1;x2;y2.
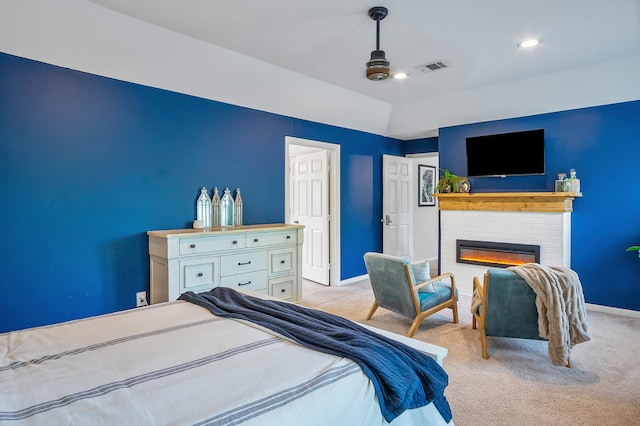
465;129;545;177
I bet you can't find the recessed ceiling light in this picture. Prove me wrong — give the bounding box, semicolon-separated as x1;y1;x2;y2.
393;72;407;79
518;39;540;48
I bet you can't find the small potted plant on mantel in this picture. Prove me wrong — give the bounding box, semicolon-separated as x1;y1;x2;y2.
436;169;460;193
437;168;471;193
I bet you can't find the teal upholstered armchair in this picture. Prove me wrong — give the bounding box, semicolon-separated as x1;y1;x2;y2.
472;268;548;361
363;252;459;337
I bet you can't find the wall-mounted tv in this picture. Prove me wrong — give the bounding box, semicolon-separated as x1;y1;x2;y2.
466;129;545;177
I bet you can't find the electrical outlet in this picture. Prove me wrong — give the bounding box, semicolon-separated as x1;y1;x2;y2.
136;291;148;307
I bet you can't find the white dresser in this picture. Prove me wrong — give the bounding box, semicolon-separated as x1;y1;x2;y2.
147;224;304;304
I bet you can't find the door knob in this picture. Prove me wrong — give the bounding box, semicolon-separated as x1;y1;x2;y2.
384;215;392;225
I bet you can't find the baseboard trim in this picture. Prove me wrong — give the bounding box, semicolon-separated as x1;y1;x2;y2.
337;274;369;286
586;303;640;318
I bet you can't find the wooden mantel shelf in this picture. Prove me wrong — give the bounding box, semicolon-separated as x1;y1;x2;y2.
434;192;582;213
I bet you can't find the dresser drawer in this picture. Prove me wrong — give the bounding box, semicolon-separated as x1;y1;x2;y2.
246;231;297;248
179;257;219;292
269;275;294;300
220;251;267;276
220;270;267;292
179;235;246;255
269;248;296;276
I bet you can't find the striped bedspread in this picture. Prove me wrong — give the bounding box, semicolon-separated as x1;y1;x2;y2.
180;287;452;423
0;299;452;425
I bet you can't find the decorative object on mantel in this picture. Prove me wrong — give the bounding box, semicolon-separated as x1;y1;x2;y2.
568;168;581;193
555;173;569;192
234;188;243;226
627;245;640;258
555;169;582;193
458;177;471;193
436;168;462;193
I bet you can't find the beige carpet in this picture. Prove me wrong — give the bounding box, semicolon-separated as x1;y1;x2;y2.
299;279;640;426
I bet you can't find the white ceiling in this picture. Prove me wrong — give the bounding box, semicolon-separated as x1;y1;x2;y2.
83;0;640;105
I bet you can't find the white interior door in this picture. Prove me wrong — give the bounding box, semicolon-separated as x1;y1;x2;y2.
382;154;413;259
293;150;330;285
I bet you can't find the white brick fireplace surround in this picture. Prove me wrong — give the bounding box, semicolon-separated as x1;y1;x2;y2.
436;192;581;296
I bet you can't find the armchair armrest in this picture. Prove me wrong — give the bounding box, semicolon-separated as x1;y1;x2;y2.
471;275;487;329
414;271;456;292
472;275;484;297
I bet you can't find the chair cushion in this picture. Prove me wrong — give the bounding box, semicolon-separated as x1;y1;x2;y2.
417;281;458;311
411;260;436;293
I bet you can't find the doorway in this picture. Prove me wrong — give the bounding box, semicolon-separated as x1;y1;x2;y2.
285;137;341;286
382;154;414;259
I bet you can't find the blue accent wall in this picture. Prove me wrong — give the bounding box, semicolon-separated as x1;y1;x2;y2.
2;50;638;332
405;137;438;155
438;101;640;311
0;52;404;332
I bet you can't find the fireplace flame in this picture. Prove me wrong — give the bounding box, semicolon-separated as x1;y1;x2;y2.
457;240;540;267
459;254;530;266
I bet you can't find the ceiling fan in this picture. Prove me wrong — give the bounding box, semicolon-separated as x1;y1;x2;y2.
366;6;390;81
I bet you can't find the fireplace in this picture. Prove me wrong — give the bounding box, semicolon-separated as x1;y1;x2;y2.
456;239;540;268
436;192;577;295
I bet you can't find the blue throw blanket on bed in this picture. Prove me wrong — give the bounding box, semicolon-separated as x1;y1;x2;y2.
179;287;452;424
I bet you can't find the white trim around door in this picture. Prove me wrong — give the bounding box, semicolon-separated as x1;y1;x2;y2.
285;136;341;287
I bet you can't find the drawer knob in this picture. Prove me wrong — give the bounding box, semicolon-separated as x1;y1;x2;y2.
190;244;196;248
254;238;259;242
232;240;238;244
281;288;286;293
238;261;252;266
197;272;203;277
286;235;291;239
280;260;286;264
238;281;252;286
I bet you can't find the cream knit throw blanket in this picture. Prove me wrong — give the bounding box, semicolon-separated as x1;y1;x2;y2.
508;263;592;366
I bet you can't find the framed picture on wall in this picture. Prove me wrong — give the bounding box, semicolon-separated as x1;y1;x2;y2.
418;164;436;206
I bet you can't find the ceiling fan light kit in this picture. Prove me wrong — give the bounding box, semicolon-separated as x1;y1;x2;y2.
367;49;390;81
366;6;390;81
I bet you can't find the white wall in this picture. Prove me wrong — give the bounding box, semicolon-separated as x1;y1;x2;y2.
411;154;439;271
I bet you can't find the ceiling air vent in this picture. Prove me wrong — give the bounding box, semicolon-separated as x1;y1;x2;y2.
416;61;448;73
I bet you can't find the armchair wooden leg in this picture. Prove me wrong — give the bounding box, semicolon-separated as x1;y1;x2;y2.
407;318;421;338
480;328;489;359
365;301;378;320
451;302;459;324
566;357;572;368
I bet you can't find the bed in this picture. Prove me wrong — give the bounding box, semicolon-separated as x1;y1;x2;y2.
0;288;453;425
